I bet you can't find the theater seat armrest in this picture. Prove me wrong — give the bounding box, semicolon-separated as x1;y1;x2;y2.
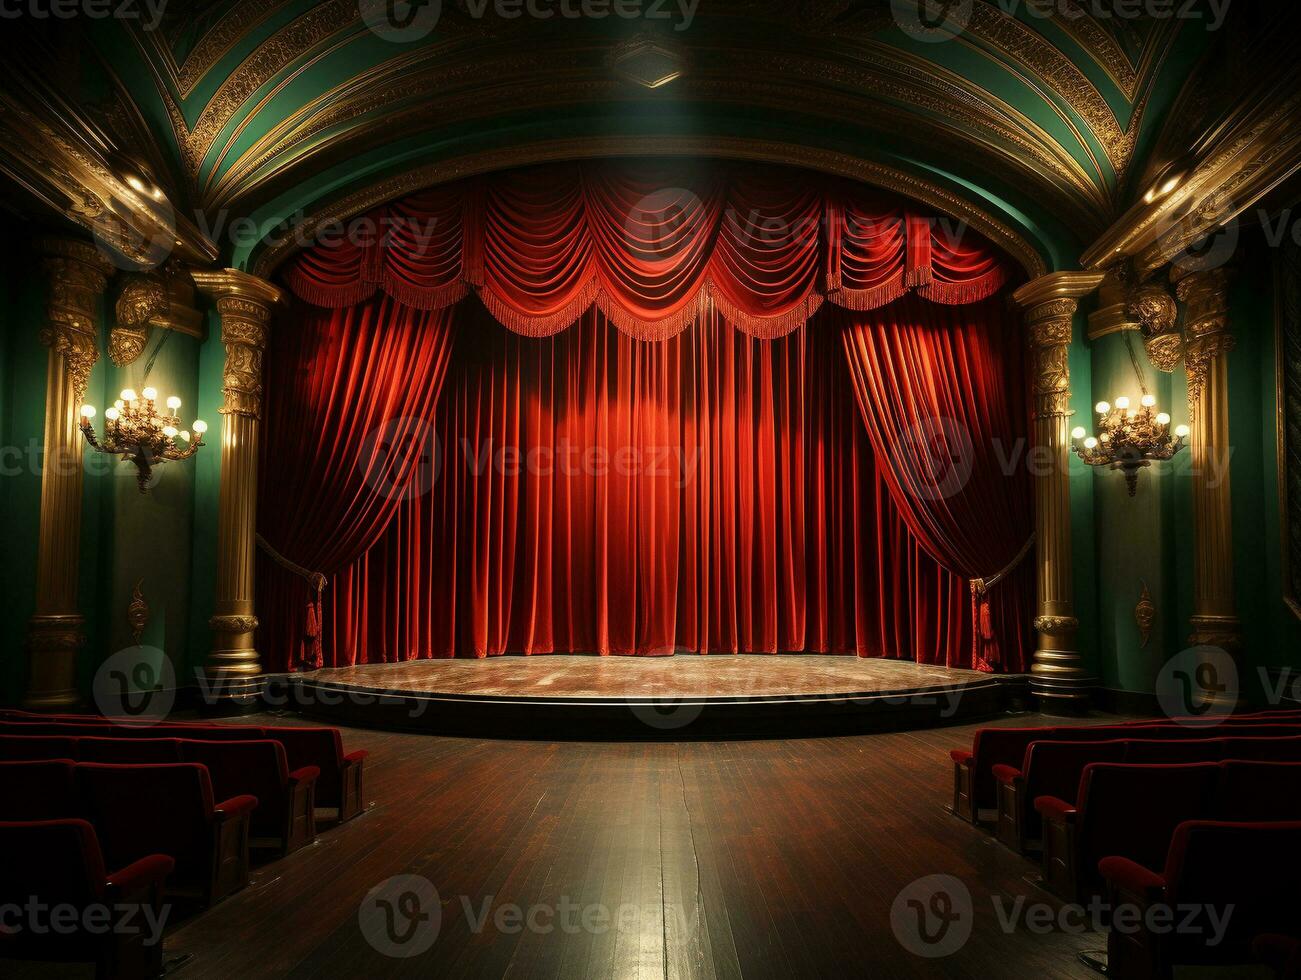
991;764;1022;786
949;749;973;766
288;765;321;786
1098;856;1166;897
107;855;175;898
1034;796;1076;823
344;749;370;764
214;794;259;820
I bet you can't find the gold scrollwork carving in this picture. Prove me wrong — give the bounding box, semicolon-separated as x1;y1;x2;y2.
1127;282;1183;373
39;238;114;401
1176;268;1233;414
111;274;166;366
1034;615;1080;636
210;614;259;634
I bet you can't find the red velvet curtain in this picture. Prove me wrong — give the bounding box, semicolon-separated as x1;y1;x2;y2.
284;162;1009;338
274;301;991;671
837;297;1034;671
257;296;456;669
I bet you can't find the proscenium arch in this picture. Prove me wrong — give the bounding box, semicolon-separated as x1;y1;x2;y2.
241;138;1054;283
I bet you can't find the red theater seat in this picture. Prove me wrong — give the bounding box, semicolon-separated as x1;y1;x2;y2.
1035;762;1218;904
77;737;184;764
0;818;174;978
0;733;78;761
0;759;79;821
1214;761;1301;821
1100;820;1301;979
263;726;368;821
77;763;256;906
179;739;319;855
951;723;1301;823
993;739;1129;852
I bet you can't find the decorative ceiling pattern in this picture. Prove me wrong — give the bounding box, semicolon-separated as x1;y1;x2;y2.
74;0;1210;266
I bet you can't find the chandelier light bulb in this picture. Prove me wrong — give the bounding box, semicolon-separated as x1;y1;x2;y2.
1114;396;1130;411
193;419;208;434
163;425;179;439
114;399;125;411
1141;394;1157;408
121;389;138;404
1096;401;1111;415
104;407;120;422
80;405;96;419
1156;413;1171;426
142;387;158;402
167;396;182;411
1175;424;1190;438
1084;436;1099;449
1071;426;1086;440
181;431;191;443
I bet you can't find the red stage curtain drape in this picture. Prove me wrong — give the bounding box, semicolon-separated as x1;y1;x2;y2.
257;296;456;669
836;297;1035;671
259;161;1029;674
283;162;1010;338
259;299;1025;673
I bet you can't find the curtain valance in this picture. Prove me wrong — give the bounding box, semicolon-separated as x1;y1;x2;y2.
283;162;1012;340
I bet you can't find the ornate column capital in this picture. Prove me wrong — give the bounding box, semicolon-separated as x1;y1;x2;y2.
1014;272;1104;420
1174;267;1234;410
191;269;284;420
38;236;115;402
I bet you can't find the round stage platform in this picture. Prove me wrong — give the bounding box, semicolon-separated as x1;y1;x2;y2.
277;656;1026;737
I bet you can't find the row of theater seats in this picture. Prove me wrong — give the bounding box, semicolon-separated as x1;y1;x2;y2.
0;711;368;821
947;711;1301;980
0;711;371;979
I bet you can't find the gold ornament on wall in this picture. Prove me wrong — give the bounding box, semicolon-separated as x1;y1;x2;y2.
1135;580;1155;649
127;579;149;646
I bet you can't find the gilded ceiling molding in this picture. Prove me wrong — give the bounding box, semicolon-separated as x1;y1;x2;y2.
165;0;356;178
964;4;1138;179
0;72;218;270
208;45;1104;227
145;1;298;99
247;137;1048;283
1081;76;1301;274
1052;3;1142;99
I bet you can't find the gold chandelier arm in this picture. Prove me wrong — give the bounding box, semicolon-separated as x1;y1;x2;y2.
971;533;1037;597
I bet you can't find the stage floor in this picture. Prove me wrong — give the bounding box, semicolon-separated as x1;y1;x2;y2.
286;656;1021;736
303;655;986;701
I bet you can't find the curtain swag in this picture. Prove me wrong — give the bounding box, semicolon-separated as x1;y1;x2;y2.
284;162;1011;340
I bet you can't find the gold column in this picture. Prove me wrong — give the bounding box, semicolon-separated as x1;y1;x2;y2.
191;270;283;704
25;238;114;709
1173;267;1240;658
1013;272;1105;710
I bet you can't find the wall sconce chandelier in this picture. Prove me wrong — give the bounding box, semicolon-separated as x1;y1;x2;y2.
80;388;207;493
1071;394;1189;497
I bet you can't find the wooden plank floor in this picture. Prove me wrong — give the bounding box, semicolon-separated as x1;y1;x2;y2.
20;713;1130;980
303;656;989;700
